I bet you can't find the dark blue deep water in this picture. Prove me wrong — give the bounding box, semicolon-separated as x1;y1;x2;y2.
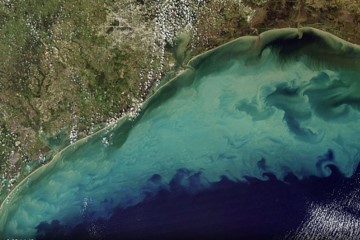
36;166;360;240
1;28;360;239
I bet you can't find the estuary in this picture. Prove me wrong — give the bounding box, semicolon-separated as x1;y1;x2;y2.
1;28;360;239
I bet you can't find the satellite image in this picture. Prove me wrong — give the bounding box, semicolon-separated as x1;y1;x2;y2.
0;0;360;239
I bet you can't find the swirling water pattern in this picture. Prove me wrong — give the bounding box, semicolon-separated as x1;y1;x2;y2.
1;28;360;238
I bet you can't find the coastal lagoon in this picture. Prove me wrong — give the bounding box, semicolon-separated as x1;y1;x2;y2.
1;28;360;239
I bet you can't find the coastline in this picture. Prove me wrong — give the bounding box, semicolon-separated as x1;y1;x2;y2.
0;59;193;212
0;116;126;211
1;27;360;214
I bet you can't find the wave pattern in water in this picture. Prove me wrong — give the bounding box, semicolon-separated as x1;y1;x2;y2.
1;28;360;239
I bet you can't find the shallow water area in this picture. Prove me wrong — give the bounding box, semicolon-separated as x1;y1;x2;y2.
1;28;360;239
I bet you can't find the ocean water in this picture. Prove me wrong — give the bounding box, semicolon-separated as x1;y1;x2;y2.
1;28;360;239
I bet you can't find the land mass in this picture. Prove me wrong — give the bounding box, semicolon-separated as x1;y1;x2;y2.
0;0;360;202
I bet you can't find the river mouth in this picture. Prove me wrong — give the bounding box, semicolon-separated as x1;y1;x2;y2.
1;27;360;239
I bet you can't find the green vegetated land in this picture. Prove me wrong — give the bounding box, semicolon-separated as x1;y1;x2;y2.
0;0;359;200
0;0;143;197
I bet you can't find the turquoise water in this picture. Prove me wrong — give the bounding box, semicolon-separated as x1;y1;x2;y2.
1;28;360;238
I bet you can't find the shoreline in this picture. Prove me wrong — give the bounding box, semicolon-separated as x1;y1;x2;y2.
0;54;194;212
0;116;125;211
1;27;360;213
